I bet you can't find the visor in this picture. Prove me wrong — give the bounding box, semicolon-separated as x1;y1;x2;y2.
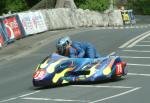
57;43;67;54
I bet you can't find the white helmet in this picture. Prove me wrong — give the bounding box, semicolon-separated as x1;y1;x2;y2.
56;36;72;54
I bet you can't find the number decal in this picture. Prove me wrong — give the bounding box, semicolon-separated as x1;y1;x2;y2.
33;70;40;78
33;69;46;79
116;63;123;75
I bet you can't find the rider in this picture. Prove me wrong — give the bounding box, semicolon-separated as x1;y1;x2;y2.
55;36;101;58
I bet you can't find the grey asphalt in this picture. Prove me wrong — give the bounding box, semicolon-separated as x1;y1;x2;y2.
0;26;150;103
135;15;150;25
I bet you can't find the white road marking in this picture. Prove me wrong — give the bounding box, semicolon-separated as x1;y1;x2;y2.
122;49;150;53
22;97;89;102
119;30;150;48
128;73;150;77
19;91;41;98
127;63;150;67
146;37;150;39
140;41;150;42
89;87;141;103
121;55;150;59
0;91;40;103
127;33;150;48
72;85;133;89
22;85;140;103
135;44;150;47
0;98;17;103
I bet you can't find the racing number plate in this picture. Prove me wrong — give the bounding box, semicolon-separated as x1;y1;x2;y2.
33;69;46;79
116;62;123;75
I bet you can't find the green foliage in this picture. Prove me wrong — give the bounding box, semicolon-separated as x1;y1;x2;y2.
0;0;6;14
75;0;87;7
4;0;28;13
125;0;150;15
25;0;41;7
75;0;110;12
0;0;42;15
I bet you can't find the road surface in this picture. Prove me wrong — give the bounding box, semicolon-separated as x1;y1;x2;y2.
0;26;150;103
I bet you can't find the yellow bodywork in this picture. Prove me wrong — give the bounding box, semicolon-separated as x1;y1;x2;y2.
103;59;115;75
38;57;115;84
52;68;74;83
62;80;69;84
40;59;49;69
103;67;111;75
39;58;68;74
47;58;67;74
86;63;99;78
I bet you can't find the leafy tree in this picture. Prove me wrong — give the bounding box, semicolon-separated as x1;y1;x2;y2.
25;0;41;7
0;0;6;14
75;0;110;11
125;0;150;15
0;0;41;15
75;0;87;7
4;0;28;13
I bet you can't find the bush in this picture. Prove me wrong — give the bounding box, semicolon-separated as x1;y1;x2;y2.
143;7;150;15
0;0;41;15
0;0;29;15
5;0;28;13
75;0;110;12
125;0;150;15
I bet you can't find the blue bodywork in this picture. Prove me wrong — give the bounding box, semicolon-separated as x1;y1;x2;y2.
33;53;127;87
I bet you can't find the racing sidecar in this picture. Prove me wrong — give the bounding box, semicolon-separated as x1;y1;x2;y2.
33;53;127;87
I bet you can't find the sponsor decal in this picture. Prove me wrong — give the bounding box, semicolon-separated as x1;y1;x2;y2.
18;11;48;35
0;23;4;47
0;33;4;47
3;17;22;40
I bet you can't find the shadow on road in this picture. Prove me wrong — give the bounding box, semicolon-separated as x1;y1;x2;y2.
32;77;127;90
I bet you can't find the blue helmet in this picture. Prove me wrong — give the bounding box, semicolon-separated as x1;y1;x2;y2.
56;36;72;54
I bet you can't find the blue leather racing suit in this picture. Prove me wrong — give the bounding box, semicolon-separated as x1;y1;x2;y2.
68;41;101;58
